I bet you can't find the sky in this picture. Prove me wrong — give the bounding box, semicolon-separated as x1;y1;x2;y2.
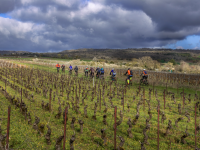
0;0;200;52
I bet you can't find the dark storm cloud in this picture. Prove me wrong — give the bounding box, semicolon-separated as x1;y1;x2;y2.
100;0;200;32
0;0;200;52
20;0;81;13
0;0;21;13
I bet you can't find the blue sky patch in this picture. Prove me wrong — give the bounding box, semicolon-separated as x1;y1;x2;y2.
165;35;200;50
0;13;11;19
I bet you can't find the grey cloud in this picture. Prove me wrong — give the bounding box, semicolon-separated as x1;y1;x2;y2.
6;2;158;51
101;0;200;31
0;0;21;13
19;0;81;12
0;0;200;52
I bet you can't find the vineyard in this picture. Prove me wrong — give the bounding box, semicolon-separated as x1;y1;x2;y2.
0;59;200;150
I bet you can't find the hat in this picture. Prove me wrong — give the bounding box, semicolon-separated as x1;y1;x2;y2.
143;69;145;70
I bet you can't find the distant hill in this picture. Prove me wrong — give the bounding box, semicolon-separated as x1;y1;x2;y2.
0;50;32;55
58;48;200;63
1;48;200;63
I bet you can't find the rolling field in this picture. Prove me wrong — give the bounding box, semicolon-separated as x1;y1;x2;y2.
0;59;199;150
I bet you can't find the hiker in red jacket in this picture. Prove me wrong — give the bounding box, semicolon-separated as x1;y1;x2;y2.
56;63;60;73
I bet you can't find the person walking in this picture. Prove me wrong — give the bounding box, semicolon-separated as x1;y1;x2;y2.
56;63;61;73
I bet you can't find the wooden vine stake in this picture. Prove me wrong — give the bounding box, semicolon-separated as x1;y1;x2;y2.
21;88;22;111
63;107;68;150
6;106;11;150
157;106;160;150
123;91;124;111
195;103;197;149
49;89;52;111
153;82;154;96
183;88;184;109
62;82;64;97
114;106;117;150
5;79;6;92
100;89;101;111
164;89;165;110
110;82;111;97
143;88;145;111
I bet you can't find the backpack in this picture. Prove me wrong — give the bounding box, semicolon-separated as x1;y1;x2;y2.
130;70;133;75
101;68;104;74
91;68;94;72
85;68;88;72
113;72;116;76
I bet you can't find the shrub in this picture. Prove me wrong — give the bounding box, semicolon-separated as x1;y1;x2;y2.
90;62;95;66
165;62;173;68
169;59;176;65
92;57;98;61
57;54;61;58
125;63;131;67
131;58;139;67
74;55;80;59
180;61;190;72
154;60;161;69
64;54;68;59
175;65;182;72
138;56;160;70
99;59;104;62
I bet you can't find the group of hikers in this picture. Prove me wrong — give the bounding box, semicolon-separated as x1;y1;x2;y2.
55;63;148;84
85;66;105;79
56;63;78;75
